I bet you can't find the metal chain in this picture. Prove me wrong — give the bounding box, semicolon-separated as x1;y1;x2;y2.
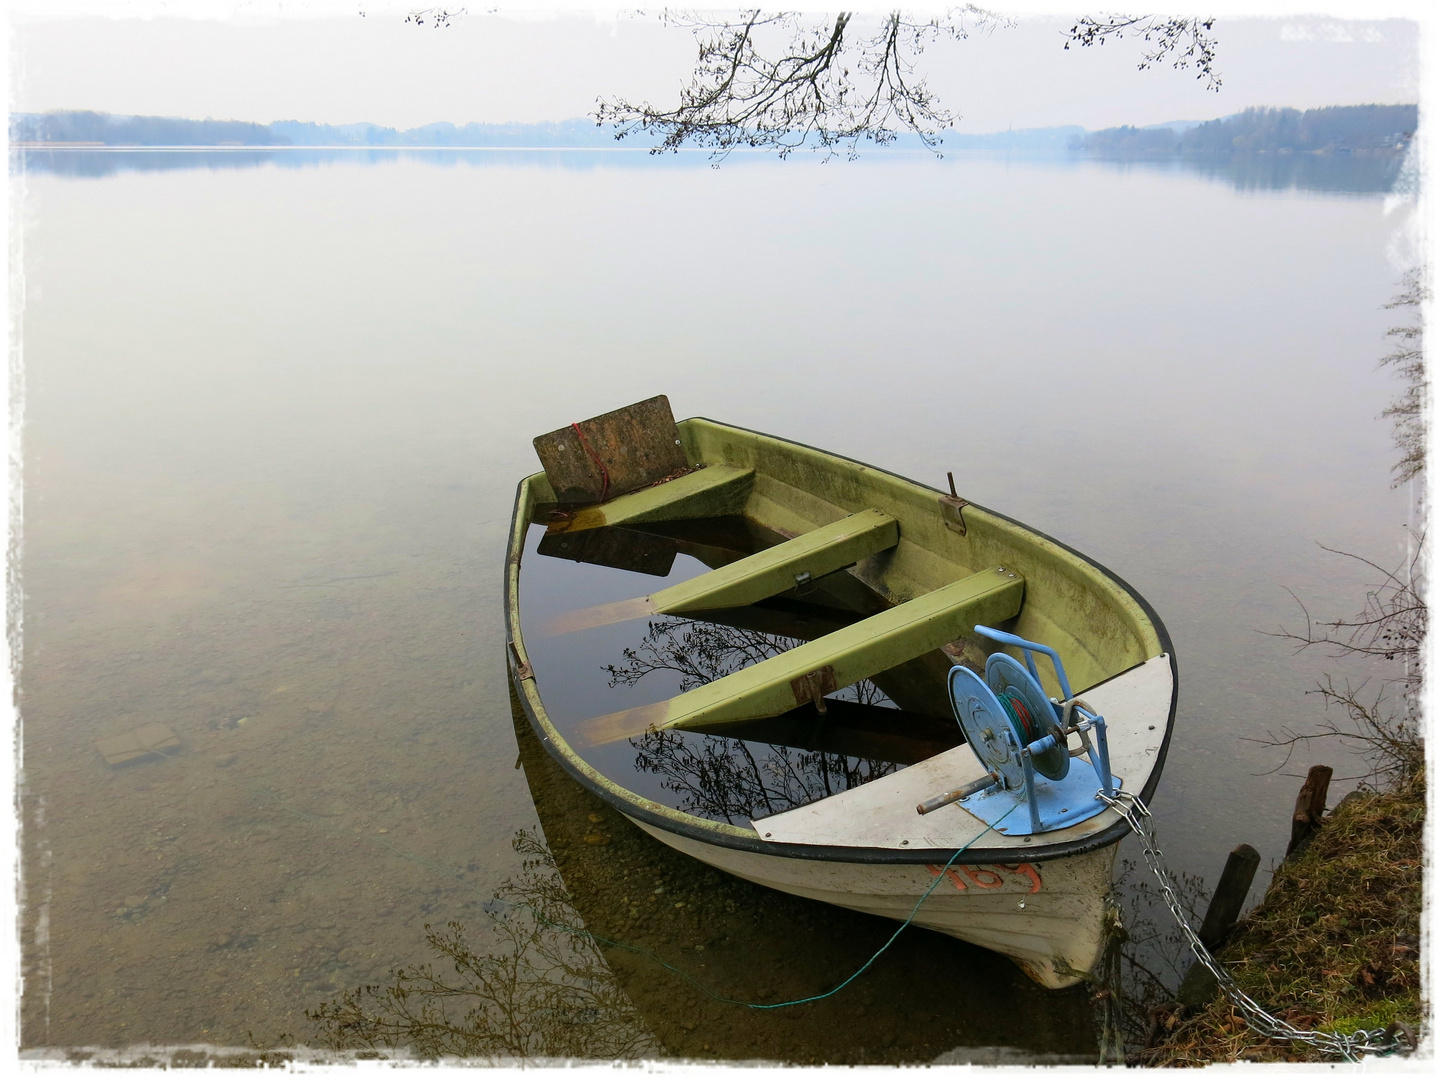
1098;790;1409;1062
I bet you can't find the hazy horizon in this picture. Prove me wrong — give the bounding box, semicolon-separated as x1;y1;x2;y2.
9;105;1417;142
9;7;1421;135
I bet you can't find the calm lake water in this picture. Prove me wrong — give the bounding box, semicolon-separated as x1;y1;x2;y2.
15;145;1414;1060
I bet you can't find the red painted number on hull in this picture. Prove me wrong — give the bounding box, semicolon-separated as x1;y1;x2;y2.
925;863;1042;894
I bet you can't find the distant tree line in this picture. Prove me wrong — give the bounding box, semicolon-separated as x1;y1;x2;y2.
9;111;636;148
9;110;285;146
1075;104;1417;157
268;118;634;148
11;104;1418;157
10;109;1084;152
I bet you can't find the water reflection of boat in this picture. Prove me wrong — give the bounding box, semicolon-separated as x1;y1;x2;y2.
509;683;1097;1063
506;398;1176;990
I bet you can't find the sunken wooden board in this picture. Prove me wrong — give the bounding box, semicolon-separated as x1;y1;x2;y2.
96;722;181;766
533;395;690;505
536;525;678;577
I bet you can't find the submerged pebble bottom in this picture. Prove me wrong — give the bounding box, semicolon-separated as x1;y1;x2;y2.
19;554;521;1052
21;144;1405;1062
20;503;1094;1063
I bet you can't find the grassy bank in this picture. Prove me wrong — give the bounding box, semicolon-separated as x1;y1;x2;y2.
1139;769;1425;1064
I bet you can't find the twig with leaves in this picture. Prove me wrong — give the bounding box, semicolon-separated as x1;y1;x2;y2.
1064;14;1221;90
597;7;1007;158
596;8;1223;158
405;7;467;29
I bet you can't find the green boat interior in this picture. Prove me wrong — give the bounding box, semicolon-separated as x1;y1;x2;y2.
508;399;1165;830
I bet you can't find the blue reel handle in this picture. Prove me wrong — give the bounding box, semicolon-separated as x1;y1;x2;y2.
973;625;1074;703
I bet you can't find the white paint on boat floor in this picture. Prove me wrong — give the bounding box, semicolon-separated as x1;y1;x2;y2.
751;654;1173;851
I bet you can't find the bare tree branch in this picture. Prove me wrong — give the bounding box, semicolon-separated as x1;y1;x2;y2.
396;8;1226;156
1379;268;1428;486
1265;535;1426;673
596;7;1009;159
1063;14;1221;90
406;7;467;29
596;9;1224;158
1257;533;1425;787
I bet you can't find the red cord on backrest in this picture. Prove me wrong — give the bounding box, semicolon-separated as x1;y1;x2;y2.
570;421;611;503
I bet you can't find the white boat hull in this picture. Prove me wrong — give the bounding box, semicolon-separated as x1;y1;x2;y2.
506;417;1178;992
627;817;1118;989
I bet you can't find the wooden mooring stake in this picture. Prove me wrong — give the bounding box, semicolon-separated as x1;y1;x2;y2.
1175;843;1261;1009
1287;764;1334;857
1197;844;1262;951
1174;765;1333;1010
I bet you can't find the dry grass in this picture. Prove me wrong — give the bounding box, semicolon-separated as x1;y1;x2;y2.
1139;769;1425;1065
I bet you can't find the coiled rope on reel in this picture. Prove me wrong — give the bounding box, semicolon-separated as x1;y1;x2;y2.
931;626;1115;834
998;687;1035;739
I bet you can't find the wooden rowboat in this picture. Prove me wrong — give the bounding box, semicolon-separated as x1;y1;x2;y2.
505;397;1176;989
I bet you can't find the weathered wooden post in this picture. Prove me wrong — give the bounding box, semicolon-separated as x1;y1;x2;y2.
1175;843;1262;1008
1173;763;1333;1010
1287;764;1334;857
1197;844;1262;951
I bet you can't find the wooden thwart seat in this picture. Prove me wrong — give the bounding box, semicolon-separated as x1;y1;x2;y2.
548;508;899;634
578;566;1025;745
545;464;754;534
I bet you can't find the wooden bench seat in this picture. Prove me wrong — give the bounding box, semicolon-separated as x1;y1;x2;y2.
579;566;1024;745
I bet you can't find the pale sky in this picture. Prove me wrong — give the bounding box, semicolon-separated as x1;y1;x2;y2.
5;2;1425;133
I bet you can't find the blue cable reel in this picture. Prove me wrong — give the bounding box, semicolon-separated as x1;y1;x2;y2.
941;625;1121;836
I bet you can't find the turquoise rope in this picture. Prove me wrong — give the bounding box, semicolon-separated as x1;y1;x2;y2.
523;802;1020;1011
258;785;1018;1011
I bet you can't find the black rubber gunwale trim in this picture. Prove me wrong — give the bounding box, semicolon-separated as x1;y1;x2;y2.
504;419;1178;866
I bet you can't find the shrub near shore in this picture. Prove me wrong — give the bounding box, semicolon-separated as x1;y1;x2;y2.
1139;768;1425;1065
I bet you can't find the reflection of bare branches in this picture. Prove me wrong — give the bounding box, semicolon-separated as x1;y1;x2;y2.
596;8;1006;158
605;616;886;705
307;831;657;1060
1064;15;1221;91
1095;859;1212;1054
1259;535;1425;786
611;618;897;822
633;728;899;824
1380;269;1427;487
606;617;791;691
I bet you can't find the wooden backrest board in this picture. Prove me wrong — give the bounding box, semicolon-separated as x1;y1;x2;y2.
533;395;690;505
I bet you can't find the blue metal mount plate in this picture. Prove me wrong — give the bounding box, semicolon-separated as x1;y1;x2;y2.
959;768;1124;836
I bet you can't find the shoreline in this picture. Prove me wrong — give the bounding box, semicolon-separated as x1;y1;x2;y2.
1137;773;1425;1064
